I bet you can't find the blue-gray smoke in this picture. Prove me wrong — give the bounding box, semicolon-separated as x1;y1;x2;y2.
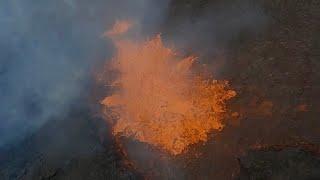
0;0;169;148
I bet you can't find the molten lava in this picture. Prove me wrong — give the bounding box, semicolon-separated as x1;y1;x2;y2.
101;20;236;155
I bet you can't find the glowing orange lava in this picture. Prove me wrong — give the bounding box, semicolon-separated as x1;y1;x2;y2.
101;20;236;155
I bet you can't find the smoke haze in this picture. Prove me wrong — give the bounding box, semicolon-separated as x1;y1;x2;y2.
0;0;169;148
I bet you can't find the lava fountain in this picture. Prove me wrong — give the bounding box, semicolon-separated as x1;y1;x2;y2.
100;20;236;155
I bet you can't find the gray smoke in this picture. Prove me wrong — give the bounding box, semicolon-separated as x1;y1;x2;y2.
0;0;169;148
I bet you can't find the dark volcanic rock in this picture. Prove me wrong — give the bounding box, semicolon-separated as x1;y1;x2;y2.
238;144;320;180
0;107;142;180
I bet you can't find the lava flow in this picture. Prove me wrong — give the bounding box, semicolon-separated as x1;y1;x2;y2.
101;20;236;155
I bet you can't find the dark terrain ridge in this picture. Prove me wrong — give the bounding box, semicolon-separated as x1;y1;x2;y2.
1;0;320;179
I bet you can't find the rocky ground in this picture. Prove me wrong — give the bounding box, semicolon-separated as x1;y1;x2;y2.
238;144;320;179
0;106;141;180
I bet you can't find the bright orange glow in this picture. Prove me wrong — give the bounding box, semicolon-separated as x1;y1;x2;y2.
101;20;236;155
